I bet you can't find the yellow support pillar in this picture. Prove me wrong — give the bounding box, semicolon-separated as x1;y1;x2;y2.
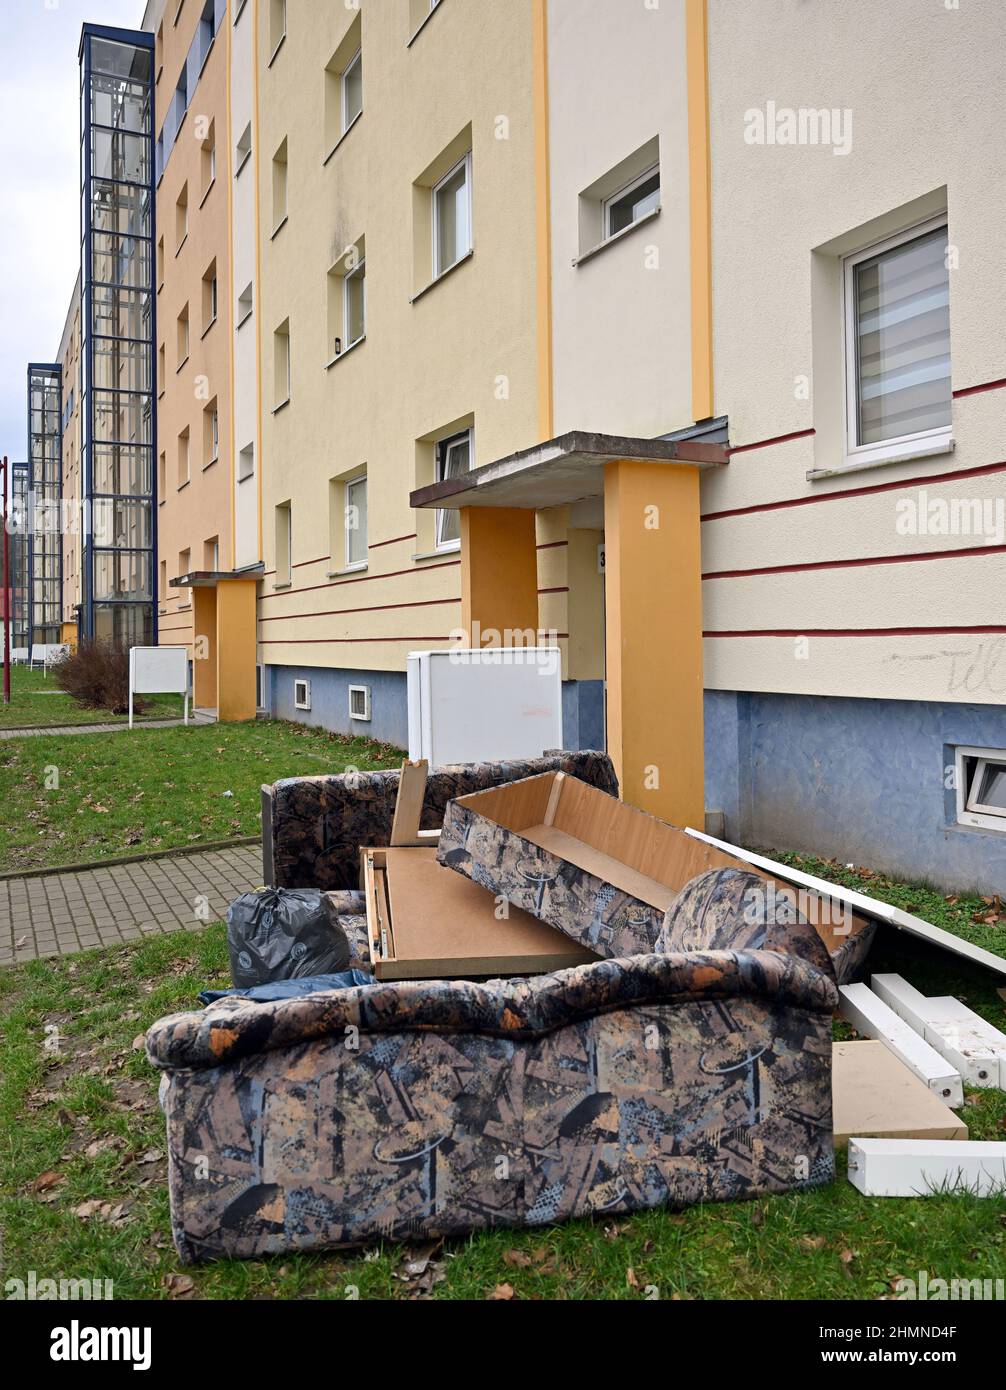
215;578;258;722
460;507;539;646
192;586;218;710
603;459;705;828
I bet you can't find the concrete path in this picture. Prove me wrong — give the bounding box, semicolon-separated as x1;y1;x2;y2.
0;843;263;965
0;719;189;740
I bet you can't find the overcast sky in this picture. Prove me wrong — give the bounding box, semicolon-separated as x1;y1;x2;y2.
1;0;145;464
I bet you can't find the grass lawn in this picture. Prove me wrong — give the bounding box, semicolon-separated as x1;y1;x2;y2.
0;874;1004;1300
0;720;404;875
0;664;184;731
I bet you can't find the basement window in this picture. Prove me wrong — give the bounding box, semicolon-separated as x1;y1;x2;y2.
294;678;311;711
956;746;1006;833
348;684;371;722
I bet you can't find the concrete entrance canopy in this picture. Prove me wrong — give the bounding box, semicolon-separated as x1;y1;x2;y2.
170;568;263;723
410;431;728;828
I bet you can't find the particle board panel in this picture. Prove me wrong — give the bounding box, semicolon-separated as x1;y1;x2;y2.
363;846;597;981
832;1042;968;1147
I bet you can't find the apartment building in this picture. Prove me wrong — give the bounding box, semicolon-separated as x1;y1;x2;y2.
21;0;1006;890
148;0;258;719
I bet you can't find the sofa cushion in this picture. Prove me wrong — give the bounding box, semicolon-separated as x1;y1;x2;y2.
146;946;838;1072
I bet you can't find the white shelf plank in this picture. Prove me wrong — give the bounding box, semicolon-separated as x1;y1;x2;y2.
848;1137;1006;1197
839;983;964;1106
871;973;1005;1089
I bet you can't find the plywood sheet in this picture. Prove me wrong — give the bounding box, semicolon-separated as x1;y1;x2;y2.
832;1041;968;1147
372;847;596;980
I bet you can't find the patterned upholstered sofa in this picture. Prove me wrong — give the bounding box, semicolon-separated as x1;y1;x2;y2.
148;750;841;1262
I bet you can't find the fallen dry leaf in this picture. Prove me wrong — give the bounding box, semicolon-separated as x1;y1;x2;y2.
503;1249;533;1269
28;1170;65;1194
162;1273;194;1299
801;1234;828;1250
487;1283;515;1301
626;1267;640;1289
131;1034;146;1051
840;1248;855;1265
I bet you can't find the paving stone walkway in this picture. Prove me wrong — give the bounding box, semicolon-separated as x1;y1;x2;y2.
0;843;263;965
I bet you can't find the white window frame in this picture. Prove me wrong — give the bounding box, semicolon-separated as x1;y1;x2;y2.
602;163;660;241
842;216;952;469
344;473;368;570
341;47;362;133
955;745;1006;833
435;427;472;551
343;257;366;349
348;684;372;722
294;677;311;711
432;152;472;279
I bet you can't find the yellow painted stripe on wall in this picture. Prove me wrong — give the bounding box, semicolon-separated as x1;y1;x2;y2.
532;0;553;441
686;0;713;422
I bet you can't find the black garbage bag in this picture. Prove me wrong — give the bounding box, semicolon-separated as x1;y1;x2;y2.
226;889;351;988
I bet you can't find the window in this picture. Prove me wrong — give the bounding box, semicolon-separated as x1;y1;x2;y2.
603;165;660;238
273;319;291;408
235;122;252;176
342;49;362;131
275;501;292;584
177;304;189;366
203;399;219;465
345;475;368;568
348;685;371;722
435;428;471;547
177;427;190;486
433;154;471;278
157;450;166;499
178;550;191;588
203;536;219;571
845;219;951;462
271;138;288;232
159;559;167;606
344;257;365;349
237;281;253;328
156;235;164;288
157;343;165;394
238;442;254;480
956;747;1006;833
202;259;218;331
175;182;188;251
294;677;311;711
269;0;286;60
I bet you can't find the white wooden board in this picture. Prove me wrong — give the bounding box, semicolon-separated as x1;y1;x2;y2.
847;1137;1006;1197
684;826;1006;979
871;973;1006;1089
839;983;964;1106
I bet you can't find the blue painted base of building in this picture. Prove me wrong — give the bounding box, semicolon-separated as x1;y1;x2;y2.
265;665;1006;895
705;689;1006;896
266;665;606;759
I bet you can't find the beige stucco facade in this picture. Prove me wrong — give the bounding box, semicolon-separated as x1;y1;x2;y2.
255;0;541;690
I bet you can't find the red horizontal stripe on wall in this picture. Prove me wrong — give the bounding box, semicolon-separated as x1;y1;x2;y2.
703;541;1006;581
292;555;328;569
369;532;417;550
156;626;191;634
538;586;569;595
702;459;1006;523
259;636;454;645
258;597;460;622
953;375;1006;399
704;625;1006;638
537;540;568;550
258;558;461;602
726;428;815;456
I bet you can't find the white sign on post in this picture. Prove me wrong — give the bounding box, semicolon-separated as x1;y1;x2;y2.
128;646;189;729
